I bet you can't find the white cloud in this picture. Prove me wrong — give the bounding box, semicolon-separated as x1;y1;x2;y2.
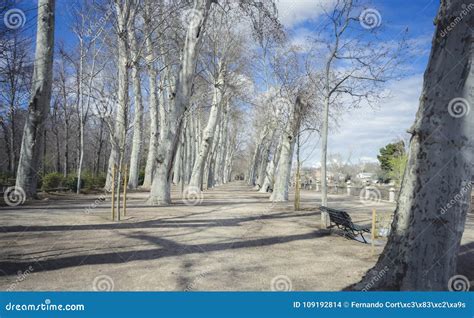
276;0;336;27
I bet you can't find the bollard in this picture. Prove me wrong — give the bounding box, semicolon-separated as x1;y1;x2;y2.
389;187;396;203
365;186;371;200
347;185;352;196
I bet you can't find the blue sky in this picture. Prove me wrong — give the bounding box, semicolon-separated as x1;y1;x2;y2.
276;0;439;167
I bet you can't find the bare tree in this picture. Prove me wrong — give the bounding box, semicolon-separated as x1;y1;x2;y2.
104;0;137;191
148;0;214;205
306;0;404;226
127;25;144;189
16;0;56;198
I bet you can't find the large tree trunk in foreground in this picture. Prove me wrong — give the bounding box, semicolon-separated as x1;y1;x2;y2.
353;0;473;290
148;0;213;205
16;0;55;199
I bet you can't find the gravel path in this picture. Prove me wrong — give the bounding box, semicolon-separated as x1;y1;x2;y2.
0;182;472;291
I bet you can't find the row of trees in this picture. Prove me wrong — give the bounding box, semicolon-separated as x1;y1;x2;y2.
2;0;472;291
245;0;403;215
2;0;279;202
246;0;473;291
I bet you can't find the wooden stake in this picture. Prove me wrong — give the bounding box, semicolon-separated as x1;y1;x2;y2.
111;165;116;221
123;165;128;217
371;208;376;256
116;163;121;222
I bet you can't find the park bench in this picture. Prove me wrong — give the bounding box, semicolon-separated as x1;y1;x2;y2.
320;206;371;243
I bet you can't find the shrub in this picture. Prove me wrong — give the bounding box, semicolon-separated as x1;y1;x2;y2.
65;175;82;192
81;172;106;190
94;173;106;188
64;173;107;191
42;173;65;191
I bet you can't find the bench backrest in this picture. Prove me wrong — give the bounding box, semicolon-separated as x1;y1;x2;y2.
321;207;354;228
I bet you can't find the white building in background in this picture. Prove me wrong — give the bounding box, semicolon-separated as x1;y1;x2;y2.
356;172;377;184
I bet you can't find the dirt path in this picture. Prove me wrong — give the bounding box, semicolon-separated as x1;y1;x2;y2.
0;182;472;291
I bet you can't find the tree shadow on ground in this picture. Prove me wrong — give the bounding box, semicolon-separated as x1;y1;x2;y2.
342;241;474;291
0;211;320;233
456;241;474;290
0;230;329;276
0;199;270;211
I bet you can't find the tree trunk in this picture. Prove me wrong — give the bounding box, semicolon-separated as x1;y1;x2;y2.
184;114;194;183
256;131;274;189
75;38;85;194
271;97;303;202
216;102;230;185
248;130;267;186
105;3;132;190
353;0;473;290
142;1;159;189
294;133;301;211
128;29;143;189
270;132;295;202
95;118;105;176
16;0;55;199
148;0;213;205
64;117;69;177
207;116;222;189
260;135;282;193
1;121;12;173
9;99;16;174
173;117;186;185
189;67;224;190
320;96;330;226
